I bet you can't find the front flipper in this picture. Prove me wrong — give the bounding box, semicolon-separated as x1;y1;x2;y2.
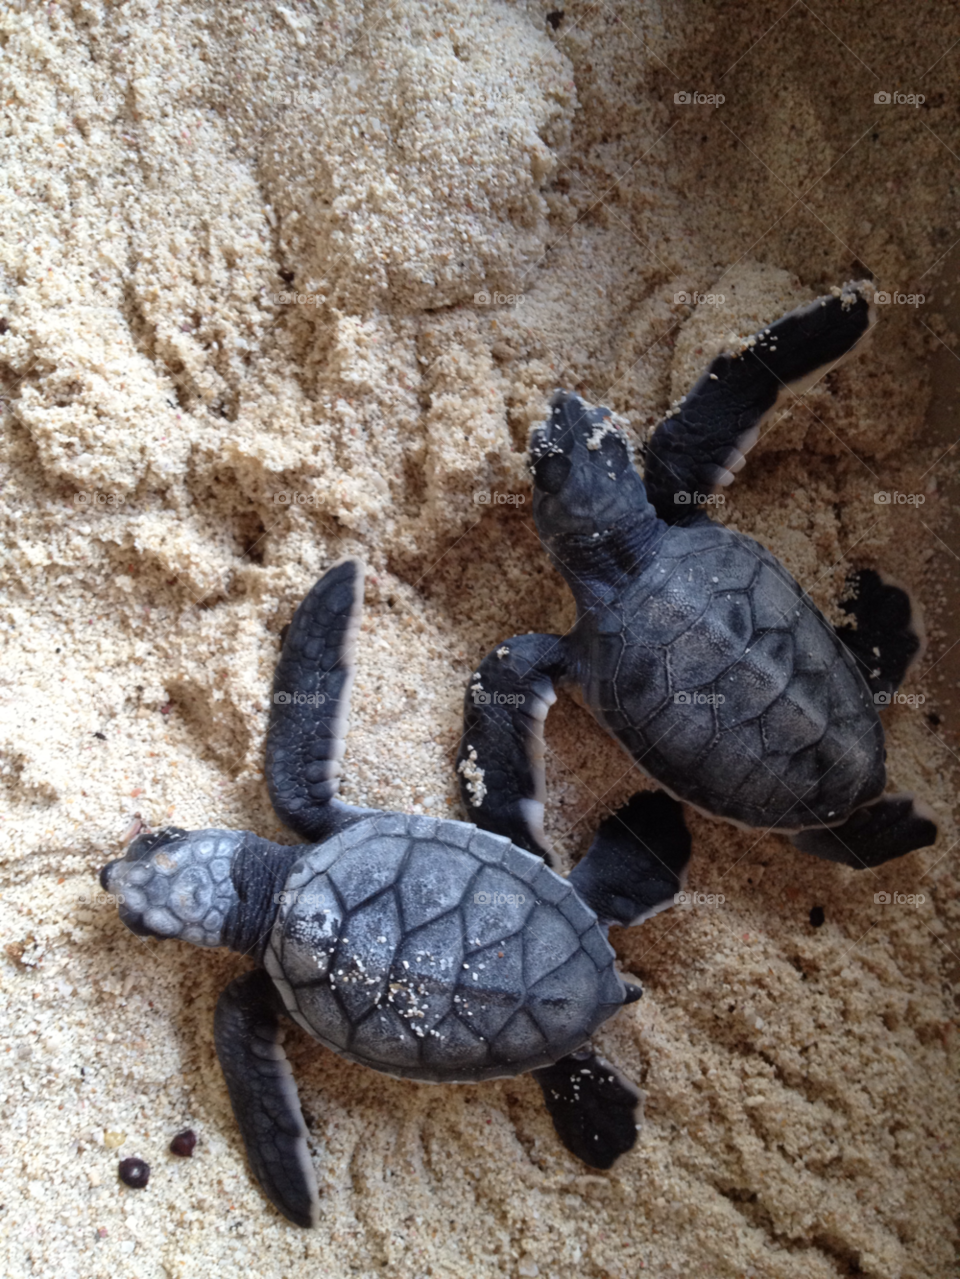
267;557;376;841
644;281;875;523
457;633;569;864
214;969;319;1229
790;793;938;868
568;790;692;926
835;568;923;700
534;1049;641;1169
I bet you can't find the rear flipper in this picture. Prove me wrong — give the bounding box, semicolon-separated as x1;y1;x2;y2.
457;633;569;864
644;281;875;523
790;793;938;868
534;1050;642;1169
835;568;923;700
214;969;319;1229
568;791;692;925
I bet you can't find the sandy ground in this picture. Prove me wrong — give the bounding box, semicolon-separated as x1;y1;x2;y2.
2;2;960;1276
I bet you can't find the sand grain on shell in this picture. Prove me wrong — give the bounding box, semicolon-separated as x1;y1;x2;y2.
1;2;959;1278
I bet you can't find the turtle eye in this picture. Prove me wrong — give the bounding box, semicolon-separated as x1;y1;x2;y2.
534;452;572;494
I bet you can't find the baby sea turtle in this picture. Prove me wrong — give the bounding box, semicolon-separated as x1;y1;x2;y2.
100;560;693;1227
457;282;937;869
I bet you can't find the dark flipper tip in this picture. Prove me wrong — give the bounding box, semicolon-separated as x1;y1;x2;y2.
568;790;692;926
836;568;923;698
790;793;938;868
534;1050;641;1170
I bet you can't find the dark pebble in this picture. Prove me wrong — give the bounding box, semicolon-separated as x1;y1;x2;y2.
809;905;825;928
118;1157;150;1189
169;1129;197;1157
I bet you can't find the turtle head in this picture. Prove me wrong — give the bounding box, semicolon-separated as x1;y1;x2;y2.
100;827;246;948
530;391;656;546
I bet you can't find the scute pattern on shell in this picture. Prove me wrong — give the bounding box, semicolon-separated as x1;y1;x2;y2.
583;522;885;829
263;814;625;1083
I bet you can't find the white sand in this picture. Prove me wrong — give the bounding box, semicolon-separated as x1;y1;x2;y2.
1;2;959;1276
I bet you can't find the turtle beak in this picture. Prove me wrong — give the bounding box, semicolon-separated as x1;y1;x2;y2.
99;827;186;892
535;389;578;445
530;390;588;465
529;391;649;540
530;391;632;490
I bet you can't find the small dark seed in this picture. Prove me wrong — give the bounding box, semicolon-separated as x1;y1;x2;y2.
809;905;825;928
169;1128;197;1157
118;1157;150;1188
